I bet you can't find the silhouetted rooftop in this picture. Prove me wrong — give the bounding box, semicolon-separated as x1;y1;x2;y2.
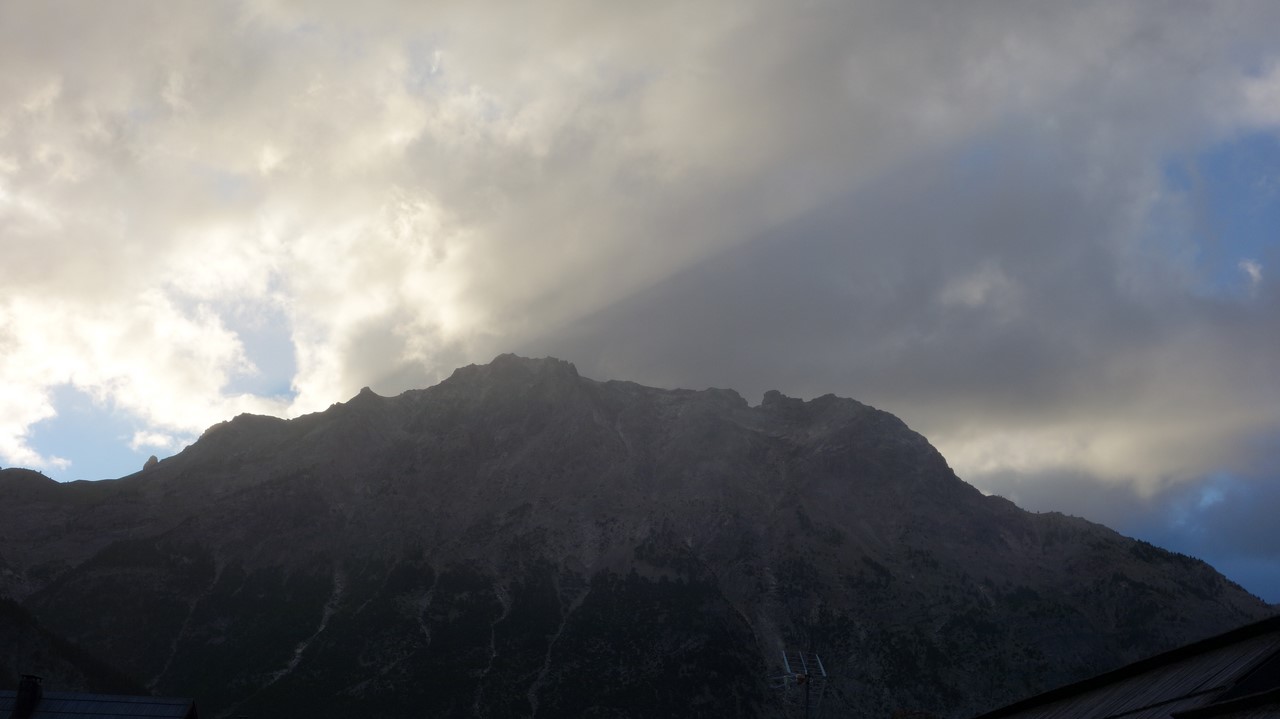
974;615;1280;718
0;690;197;719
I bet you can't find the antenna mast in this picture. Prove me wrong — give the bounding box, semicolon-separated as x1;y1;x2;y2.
771;649;828;718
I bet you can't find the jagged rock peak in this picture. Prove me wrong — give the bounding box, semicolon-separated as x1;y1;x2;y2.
696;386;748;408
345;385;386;406
444;353;581;386
194;412;289;445
760;388;804;410
757;388;882;424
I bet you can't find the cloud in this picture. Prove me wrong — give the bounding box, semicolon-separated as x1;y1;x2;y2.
0;291;288;459
522;121;1280;495
130;430;179;452
1239;258;1263;292
0;379;65;470
1240;60;1280;127
937;261;1023;322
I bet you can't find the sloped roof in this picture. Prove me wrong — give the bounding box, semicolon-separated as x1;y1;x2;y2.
973;615;1280;719
0;690;197;719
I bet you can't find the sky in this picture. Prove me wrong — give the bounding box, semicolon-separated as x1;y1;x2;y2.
1;1;1279;602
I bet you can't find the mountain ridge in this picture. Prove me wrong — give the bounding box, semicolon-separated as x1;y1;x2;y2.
0;355;1271;717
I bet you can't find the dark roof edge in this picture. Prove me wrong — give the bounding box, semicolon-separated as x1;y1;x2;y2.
0;691;194;701
971;613;1280;719
1171;686;1280;718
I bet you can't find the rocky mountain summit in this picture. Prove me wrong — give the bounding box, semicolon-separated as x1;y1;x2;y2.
0;355;1271;717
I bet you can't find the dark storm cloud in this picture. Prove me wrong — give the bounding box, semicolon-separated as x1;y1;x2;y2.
522;128;1277;473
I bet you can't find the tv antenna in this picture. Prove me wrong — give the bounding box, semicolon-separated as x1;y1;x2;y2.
771;649;828;718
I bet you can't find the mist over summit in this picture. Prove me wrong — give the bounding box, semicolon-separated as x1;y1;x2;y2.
0;355;1270;717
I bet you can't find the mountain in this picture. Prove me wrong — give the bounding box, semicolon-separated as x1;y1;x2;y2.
0;355;1271;717
0;470;149;695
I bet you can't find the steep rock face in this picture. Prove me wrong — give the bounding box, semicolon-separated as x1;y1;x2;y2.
0;355;1272;718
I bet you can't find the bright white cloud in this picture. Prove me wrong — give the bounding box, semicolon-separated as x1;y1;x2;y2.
130;430;178;451
0;291;289;469
0;376;66;470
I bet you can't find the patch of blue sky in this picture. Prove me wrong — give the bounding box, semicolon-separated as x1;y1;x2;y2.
24;296;295;482
25;385;175;482
1118;469;1280;604
1160;130;1280;295
219;298;298;401
1209;556;1280;604
162;279;298;402
1163;471;1235;532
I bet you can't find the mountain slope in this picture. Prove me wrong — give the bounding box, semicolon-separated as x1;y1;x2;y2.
0;355;1271;717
